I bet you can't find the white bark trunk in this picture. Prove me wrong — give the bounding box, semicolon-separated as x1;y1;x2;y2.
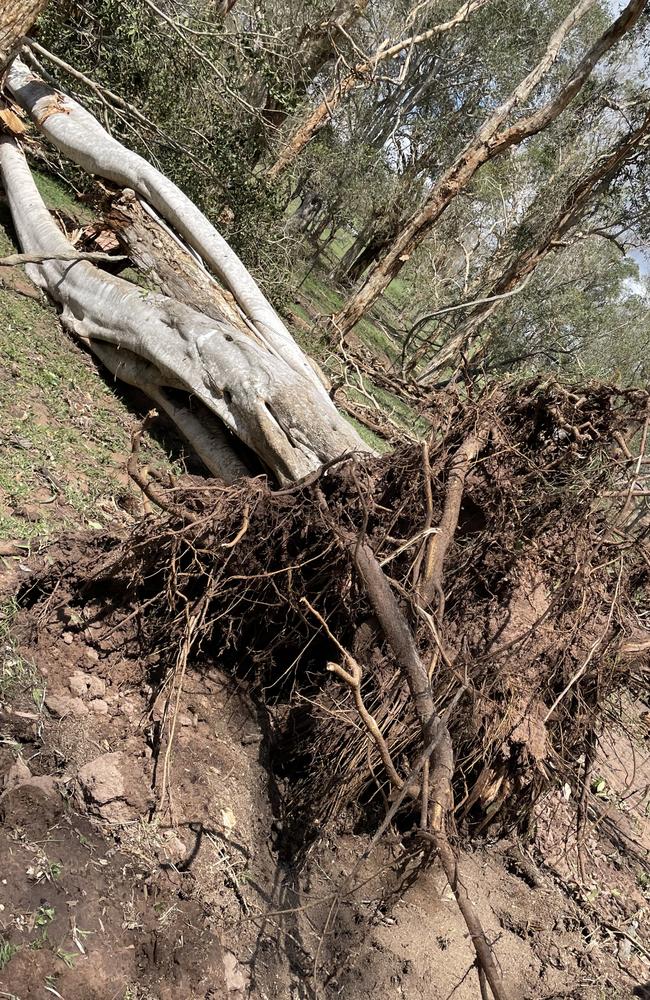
5;57;326;398
0;137;367;484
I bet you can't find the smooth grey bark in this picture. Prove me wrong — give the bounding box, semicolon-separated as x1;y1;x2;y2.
0;137;367;484
5;57;328;400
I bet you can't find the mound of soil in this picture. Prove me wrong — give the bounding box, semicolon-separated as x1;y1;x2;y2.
1;540;648;999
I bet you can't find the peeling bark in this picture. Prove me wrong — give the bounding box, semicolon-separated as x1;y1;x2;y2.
107;191;255;335
0;137;367;484
0;0;45;75
109;191;331;389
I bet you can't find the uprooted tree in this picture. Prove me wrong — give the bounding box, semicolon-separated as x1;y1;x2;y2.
1;4;649;999
1;59;369;485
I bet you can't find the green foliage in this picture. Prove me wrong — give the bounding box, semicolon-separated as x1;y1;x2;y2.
30;0;650;402
0;938;19;970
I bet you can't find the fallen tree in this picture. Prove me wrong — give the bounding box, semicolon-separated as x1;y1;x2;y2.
5;56;326;396
21;378;650;997
1;15;648;997
0;131;367;484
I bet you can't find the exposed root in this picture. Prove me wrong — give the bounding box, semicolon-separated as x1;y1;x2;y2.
13;377;650;992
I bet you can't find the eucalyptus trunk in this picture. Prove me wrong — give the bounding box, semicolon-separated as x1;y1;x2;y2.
0;126;367;484
418;107;650;381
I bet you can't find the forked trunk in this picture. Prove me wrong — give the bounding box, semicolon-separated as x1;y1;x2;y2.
0;137;367;484
5;58;328;400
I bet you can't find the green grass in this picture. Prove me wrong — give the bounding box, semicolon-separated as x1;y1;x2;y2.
0;938;19;971
342;414;391;453
288;267;425;441
0;169;182;539
0;206;178;540
33;169;93;223
0;598;42;705
299;271;400;361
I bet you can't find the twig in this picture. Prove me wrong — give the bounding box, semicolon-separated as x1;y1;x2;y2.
301;597;405;791
0;249;126;266
419;831;508;1000
576;726;596;883
418;429;488;611
313;698;463;991
159;605;199;814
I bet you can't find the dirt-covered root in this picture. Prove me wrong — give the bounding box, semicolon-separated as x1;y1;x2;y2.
15;377;649;854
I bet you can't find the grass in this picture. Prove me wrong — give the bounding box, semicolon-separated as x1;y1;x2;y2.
32;169;94;223
56;947;77;969
286;218;428;443
342;414;391;453
288;262;426;440
0;598;41;705
0;194;179;540
0;938;19;970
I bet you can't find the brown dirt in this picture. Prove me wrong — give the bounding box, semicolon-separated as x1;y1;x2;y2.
1;542;648;1000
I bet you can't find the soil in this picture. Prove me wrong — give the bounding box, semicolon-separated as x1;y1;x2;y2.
1;543;648;1000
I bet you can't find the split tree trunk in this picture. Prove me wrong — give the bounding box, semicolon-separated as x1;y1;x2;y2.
332;0;647;337
0;137;367;484
417;107;650;382
5;57;328;401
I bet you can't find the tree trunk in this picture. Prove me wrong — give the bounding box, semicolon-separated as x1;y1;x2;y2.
0;0;45;74
266;0;489;180
417;107;650;381
0;137;367;484
108;190;257;333
6;57;329;400
331;0;646;337
334;226;372;283
345;232;394;285
258;0;369;132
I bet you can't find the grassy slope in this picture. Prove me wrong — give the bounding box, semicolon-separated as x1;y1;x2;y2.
285;238;426;446
0;173;177;542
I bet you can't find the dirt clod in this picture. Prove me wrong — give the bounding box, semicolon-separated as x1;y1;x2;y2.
45;692;89;717
77;751;152;821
